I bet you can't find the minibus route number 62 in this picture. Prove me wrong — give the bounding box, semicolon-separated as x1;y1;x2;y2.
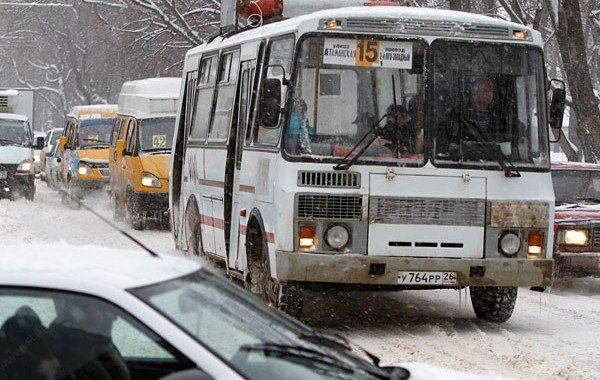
170;5;566;323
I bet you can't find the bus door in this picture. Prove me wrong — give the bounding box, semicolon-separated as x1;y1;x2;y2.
228;55;258;270
203;50;241;259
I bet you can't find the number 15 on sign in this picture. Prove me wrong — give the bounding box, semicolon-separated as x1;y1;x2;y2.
356;40;380;67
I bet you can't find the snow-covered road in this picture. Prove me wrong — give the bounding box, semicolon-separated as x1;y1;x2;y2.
1;182;599;379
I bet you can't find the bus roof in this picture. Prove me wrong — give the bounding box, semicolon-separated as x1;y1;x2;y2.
187;6;540;60
118;77;181;118
69;104;118;120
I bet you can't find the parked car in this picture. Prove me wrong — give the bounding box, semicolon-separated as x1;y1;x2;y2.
40;127;64;183
551;161;600;277
0;244;409;380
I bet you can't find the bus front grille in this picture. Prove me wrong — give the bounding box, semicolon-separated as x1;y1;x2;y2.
297;171;360;188
592;228;600;248
369;197;486;226
296;194;363;220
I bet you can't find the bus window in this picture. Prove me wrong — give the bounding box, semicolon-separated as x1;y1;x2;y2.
208;50;240;143
125;119;136;154
189;55;217;142
255;36;294;145
184;71;198;138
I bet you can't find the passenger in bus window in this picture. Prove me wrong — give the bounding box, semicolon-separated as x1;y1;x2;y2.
352;112;393;157
286;99;314;154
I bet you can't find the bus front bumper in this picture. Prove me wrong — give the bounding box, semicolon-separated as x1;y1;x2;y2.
275;251;554;287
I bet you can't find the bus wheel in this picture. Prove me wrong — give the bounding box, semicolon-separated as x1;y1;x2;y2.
185;200;203;257
245;228;304;318
470;286;517;323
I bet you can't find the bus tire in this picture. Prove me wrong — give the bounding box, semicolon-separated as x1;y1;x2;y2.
470;286;517;323
245;224;304;319
185;199;203;257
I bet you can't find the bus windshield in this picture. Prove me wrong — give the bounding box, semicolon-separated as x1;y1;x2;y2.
0;119;28;145
138;117;175;152
79;119;114;147
284;36;426;166
432;41;549;170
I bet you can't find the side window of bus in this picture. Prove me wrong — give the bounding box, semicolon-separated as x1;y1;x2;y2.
125;120;136;154
208;50;241;143
189;55;217;142
255;36;294;145
184;71;198;138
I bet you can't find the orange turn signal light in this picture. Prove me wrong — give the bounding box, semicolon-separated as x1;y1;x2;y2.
299;225;315;248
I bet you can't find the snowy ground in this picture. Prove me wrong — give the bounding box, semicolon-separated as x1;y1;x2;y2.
1;181;599;379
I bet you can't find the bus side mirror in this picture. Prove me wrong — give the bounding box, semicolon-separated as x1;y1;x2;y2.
58;136;67;152
116;139;126;156
549;79;566;131
260;78;282;128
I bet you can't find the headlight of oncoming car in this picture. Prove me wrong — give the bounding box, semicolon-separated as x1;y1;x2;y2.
17;160;33;173
141;172;161;188
78;163;92;176
558;228;588;246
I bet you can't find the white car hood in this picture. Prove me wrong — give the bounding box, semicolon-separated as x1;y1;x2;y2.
0;145;32;165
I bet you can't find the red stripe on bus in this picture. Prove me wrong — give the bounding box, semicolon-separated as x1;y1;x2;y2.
199;215;274;243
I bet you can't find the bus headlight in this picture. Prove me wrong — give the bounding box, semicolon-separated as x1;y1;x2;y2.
325;225;350;250
141;172;161;188
560;229;588;246
499;231;521;256
17;160;32;173
78;164;92;175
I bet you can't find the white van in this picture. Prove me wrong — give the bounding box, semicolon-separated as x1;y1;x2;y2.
0;113;44;200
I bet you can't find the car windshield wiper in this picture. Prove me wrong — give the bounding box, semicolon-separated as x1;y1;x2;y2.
460;117;521;178
333;114;387;171
297;331;404;379
236;342;355;375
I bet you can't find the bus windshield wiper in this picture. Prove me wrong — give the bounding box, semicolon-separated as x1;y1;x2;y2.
333;114;387;171
461;117;521;178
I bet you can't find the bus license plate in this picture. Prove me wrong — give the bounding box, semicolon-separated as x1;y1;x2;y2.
0;171;7;179
398;271;457;285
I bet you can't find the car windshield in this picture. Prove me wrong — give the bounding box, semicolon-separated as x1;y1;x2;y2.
50;130;63;146
0;119;28;145
131;269;386;380
432;41;549;170
552;170;600;204
78;119;114;147
137;117;174;152
284;36;426;166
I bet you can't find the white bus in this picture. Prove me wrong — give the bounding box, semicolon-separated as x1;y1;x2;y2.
170;5;565;322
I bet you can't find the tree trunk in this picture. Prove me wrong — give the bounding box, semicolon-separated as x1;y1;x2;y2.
557;0;600;162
